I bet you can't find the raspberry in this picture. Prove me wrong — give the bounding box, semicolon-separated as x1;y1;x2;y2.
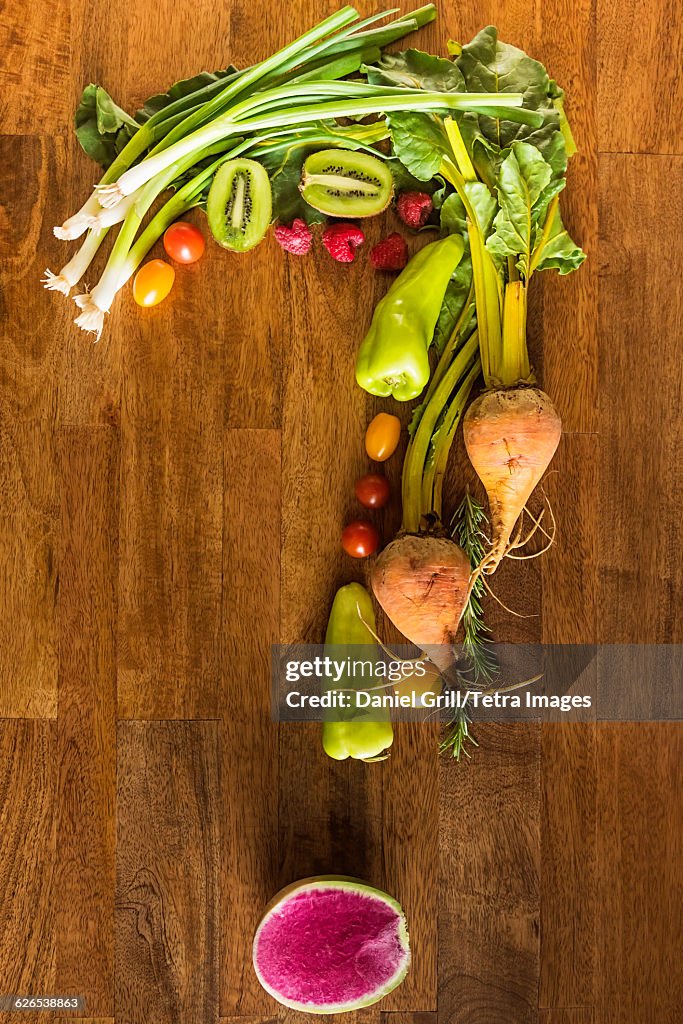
396;191;433;229
322;222;365;263
370;232;409;271
274;218;312;255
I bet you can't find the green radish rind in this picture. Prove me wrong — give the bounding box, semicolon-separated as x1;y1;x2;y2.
300;149;394;217
252;875;411;1014
207;158;272;251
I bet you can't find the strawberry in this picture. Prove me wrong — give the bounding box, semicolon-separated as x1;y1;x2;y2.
274;218;312;255
370;232;409;271
322;222;365;263
396;191;433;230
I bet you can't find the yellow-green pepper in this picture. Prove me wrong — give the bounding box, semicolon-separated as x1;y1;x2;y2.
355;234;465;401
322;582;394;762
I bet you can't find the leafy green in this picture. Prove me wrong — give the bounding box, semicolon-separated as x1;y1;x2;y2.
432;258;474;353
534;203;586;274
134;67;237;123
455;26;563;164
440;183;497;238
365;49;462;181
74;68;238;168
258;141;326;224
365;47;464;93
486;141;552;275
384;110;451;180
75;85;139;167
483;141;584;277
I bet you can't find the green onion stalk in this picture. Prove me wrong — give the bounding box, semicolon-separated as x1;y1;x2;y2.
53;5;437;239
94;84;531;211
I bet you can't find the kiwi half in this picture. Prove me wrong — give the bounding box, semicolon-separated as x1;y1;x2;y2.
300;150;394;218
207;158;272;252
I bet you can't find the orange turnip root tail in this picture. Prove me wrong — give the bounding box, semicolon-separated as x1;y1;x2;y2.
463;386;561;575
371;534;471;673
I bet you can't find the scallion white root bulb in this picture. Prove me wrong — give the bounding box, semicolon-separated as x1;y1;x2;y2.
54;193;105;240
42;227;108;296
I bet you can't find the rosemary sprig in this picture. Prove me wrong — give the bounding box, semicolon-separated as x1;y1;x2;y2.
440;488;498;759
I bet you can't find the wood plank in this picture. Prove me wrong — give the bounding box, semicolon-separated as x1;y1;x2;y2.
0;0;71;134
537;0;598;433
381;1015;437;1024
596;724;683;1023
598;0;683;154
0;135;64;422
220;1017;276;1024
381;726;438;1012
116;275;224;718
116;721;219;1024
596;154;683;1024
598;154;683;643
0;418;59;717
439;724;540;1024
54;427;117;1015
539;436;597;1009
539;1012;593;1024
0;721;55;994
220;430;280;1015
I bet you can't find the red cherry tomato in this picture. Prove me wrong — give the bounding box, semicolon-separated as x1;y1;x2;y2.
133;259;175;307
354;473;391;510
163;221;206;264
342;520;380;559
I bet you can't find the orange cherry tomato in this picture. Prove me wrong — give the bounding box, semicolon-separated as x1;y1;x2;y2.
342;520;380;559
354;473;391;510
163;221;206;264
365;413;401;462
133;259;175;307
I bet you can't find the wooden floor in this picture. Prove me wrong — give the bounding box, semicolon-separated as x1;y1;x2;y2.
1;1;682;1022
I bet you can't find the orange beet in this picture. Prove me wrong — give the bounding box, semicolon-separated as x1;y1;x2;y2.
463;386;561;573
371;534;471;671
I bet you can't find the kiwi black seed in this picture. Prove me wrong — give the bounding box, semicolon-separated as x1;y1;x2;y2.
300;149;394;218
207;158;272;252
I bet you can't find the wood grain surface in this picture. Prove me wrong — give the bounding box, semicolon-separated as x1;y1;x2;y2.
0;2;681;1024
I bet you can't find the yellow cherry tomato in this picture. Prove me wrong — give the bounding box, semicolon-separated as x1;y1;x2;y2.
365;412;401;462
133;259;175;307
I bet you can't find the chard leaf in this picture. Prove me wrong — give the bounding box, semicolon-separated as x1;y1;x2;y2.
534;204;586;274
133;66;238;123
432;257;474;354
75;85;138;167
365;48;465;93
365;49;463;182
386;110;450;180
74;67;238;169
455;26;565;170
486;141;552;276
440;182;497;238
258;141;327;225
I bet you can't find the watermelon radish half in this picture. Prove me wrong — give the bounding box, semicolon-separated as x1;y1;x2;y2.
252;875;411;1014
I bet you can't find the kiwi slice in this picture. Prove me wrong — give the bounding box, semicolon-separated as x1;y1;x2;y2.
207;158;272;252
300;150;394;218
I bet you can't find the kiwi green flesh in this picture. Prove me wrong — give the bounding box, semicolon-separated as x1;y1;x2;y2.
300;149;393;218
207;158;272;253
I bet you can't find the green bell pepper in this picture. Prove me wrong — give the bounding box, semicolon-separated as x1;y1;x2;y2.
322;582;394;762
355;234;465;401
